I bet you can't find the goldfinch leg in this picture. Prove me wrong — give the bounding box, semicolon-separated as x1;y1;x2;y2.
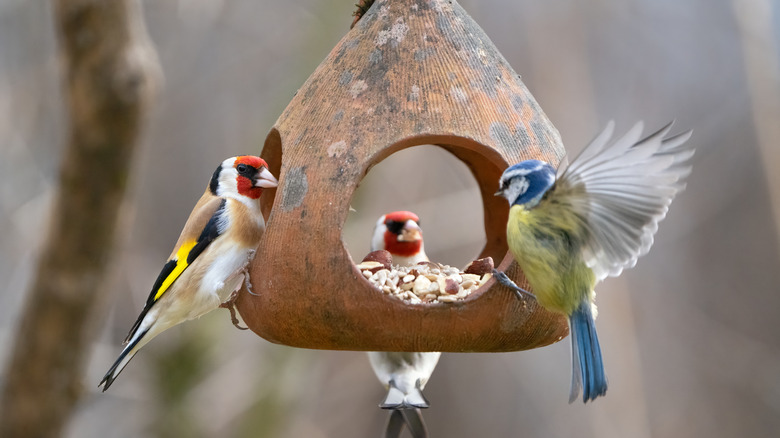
243;250;260;297
492;269;536;300
244;271;258;296
219;290;248;330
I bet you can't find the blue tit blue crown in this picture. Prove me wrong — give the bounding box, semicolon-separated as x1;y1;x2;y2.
497;160;556;207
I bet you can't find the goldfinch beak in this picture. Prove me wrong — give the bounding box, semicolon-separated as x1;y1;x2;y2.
255;167;278;188
397;220;423;242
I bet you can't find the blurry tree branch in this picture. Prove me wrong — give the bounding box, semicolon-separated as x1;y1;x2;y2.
0;1;160;437
732;0;780;244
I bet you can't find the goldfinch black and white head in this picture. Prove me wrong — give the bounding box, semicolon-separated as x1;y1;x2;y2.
210;155;278;201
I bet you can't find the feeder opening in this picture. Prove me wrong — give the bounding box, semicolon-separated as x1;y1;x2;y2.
341;137;512;306
342;144;485;268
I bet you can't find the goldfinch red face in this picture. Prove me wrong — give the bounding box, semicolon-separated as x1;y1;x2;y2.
210;156;278;199
371;211;423;258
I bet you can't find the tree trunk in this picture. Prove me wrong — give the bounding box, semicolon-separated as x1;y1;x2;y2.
0;1;160;436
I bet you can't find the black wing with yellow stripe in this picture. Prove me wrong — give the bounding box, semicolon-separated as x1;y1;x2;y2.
124;199;227;343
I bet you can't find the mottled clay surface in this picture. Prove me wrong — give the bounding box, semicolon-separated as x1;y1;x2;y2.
238;0;568;352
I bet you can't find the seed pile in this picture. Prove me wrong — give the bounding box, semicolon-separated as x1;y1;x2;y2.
356;251;494;304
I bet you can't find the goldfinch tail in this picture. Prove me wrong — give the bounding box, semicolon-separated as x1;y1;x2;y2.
99;327;149;392
380;379;430;409
568;301;608;403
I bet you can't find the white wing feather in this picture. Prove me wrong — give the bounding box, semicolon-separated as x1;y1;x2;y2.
555;121;694;281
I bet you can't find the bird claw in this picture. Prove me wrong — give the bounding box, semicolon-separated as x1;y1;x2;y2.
219;290;248;330
244;273;258;296
492;269;536;300
240;263;260;297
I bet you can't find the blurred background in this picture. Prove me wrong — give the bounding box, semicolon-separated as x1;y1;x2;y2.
1;0;779;437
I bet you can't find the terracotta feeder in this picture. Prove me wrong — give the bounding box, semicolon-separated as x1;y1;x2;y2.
235;0;569;352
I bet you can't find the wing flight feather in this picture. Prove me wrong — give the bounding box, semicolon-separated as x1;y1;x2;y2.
551;122;694;281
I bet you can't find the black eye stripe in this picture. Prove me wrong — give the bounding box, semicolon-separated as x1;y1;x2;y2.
385;220;405;235
236;164;258;178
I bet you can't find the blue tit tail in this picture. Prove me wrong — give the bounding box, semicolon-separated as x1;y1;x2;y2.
568;300;608;403
380;379;430;409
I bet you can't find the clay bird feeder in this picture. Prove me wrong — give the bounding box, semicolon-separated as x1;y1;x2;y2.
236;0;569;352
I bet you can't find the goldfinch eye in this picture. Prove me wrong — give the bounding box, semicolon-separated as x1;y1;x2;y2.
385;220;404;235
237;164;248;173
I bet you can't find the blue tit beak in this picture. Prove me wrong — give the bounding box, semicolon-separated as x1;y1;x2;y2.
494;188;504;197
254;167;279;189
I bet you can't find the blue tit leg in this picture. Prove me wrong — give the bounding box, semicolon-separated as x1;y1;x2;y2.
568;300;608;403
492;269;536;300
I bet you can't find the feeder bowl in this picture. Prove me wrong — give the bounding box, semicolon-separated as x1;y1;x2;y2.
235;0;569;352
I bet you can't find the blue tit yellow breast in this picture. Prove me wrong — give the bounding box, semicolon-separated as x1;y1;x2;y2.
506;204;596;315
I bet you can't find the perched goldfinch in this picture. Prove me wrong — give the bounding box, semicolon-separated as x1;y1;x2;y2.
368;211;441;438
495;122;693;403
99;156;278;391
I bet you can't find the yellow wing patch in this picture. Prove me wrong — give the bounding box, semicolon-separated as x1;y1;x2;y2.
154;240;197;301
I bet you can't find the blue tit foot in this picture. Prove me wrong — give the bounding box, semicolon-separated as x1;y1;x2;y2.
492;269;536;300
220;290;248;330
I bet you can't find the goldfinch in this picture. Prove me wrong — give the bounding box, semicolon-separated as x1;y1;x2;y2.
370;211;428;267
368;211;441;437
99;156;278;391
495;121;693;402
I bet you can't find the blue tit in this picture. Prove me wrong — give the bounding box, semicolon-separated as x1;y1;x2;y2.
495;121;693;403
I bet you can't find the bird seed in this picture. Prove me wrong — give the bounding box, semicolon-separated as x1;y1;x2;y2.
355;256;494;304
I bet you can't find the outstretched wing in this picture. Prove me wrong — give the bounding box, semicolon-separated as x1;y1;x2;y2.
551;121;694;281
123;196;227;343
